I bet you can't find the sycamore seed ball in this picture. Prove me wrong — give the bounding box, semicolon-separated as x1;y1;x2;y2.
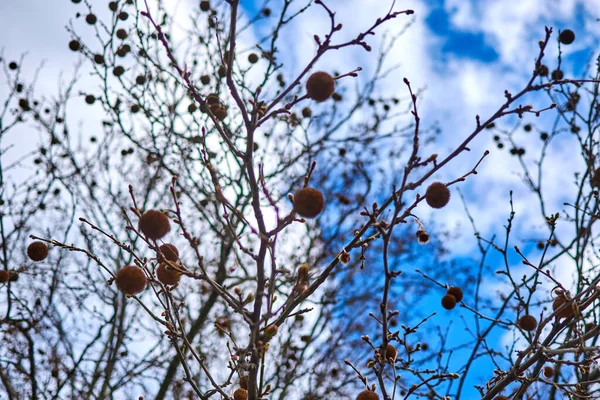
553;296;575;319
139;210;170;240
158;243;179;262
115;265;147;295
294;187;325;218
543;365;554;378
559;29;575;45
156;262;181;286
441;294;457;310
385;343;397;360
27;241;49;261
425;182;450;209
233;388;248;400
306;72;335;102
356;390;380;400
518;314;537;331
447;286;463;302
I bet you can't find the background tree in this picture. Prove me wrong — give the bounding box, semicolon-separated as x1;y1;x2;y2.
1;1;599;400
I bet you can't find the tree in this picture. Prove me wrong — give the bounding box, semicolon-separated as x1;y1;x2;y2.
0;0;599;399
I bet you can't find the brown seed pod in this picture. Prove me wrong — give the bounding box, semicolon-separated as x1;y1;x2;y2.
518;314;537;331
301;107;312;118
385;343;397;360
248;53;259;64
356;390;380;400
233;388;248;400
447;286;463;302
265;324;278;339
139;210;170;240
156;262;181;286
0;270;9;283
441;294;457;310
115;265;147;295
425;182;450;209
211;105;227;121
416;229;430;244
553;295;575;319
551;69;564;81
200;0;210;12
591;168;600;188
559;29;575;45
294;187;325;218
27;241;49;261
158;243;179;262
306;72;335;102
543;365;554;378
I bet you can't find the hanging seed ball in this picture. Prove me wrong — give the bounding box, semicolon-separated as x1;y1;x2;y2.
200;75;210;85
301;107;312;118
113;66;125;77
115;265;147;295
356;390;380;400
441;294;457;310
68;40;81;51
385;343;397;360
200;0;210;12
139;210;170;239
116;29;128;39
447;286;463;302
551;69;563;81
156;262;181;286
537;64;549;77
543;365;555;378
552;296;575;319
9;62;18;70
233;388;248;400
85;95;95;105
518;314;537;331
248;53;259;64
109;1;118;11
0;270;9;283
85;13;97;24
559;29;575;45
27;241;48;261
306;72;335;102
425;182;450;209
94;54;105;64
293;187;325;218
158;243;179;262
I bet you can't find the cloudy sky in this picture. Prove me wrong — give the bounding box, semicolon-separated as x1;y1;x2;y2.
1;0;599;397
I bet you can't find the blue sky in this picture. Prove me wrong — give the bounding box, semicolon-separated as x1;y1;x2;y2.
1;0;599;397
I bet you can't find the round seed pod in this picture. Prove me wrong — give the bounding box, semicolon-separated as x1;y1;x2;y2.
518;314;537;331
385;343;397;360
356;390;380;400
293;187;325;218
551;69;563;81
211;105;227;121
116;29;128;40
543;365;554;378
27;241;49;261
306;72;335;102
85;95;95;105
200;75;210;85
113;66;125;77
139;210;171;240
425;182;450;209
441;294;457;310
156;262;180;286
94;54;105;64
0;270;9;283
159;243;179;262
200;0;210;12
301;107;312;118
537;64;549;77
559;29;575;45
115;265;147;295
233;388;248;400
69;40;81;51
85;13;97;25
248;53;259;64
552;296;575;319
447;286;463;302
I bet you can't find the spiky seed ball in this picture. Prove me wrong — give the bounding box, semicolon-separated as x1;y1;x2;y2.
385;343;397;360
543;366;554;378
441;294;457;310
69;40;81;51
537;64;549;77
139;210;170;239
233;388;248;400
447;286;463;302
518;314;537;331
85;13;97;25
248;53;258;64
156;262;181;286
551;69;563;81
200;0;210;12
115;265;147;295
553;296;575;319
356;390;380;400
294;187;325;218
416;229;430;244
306;72;335;102
559;29;575;45
27;241;48;261
0;270;9;283
301;107;312;118
158;243;179;262
425;182;450;209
